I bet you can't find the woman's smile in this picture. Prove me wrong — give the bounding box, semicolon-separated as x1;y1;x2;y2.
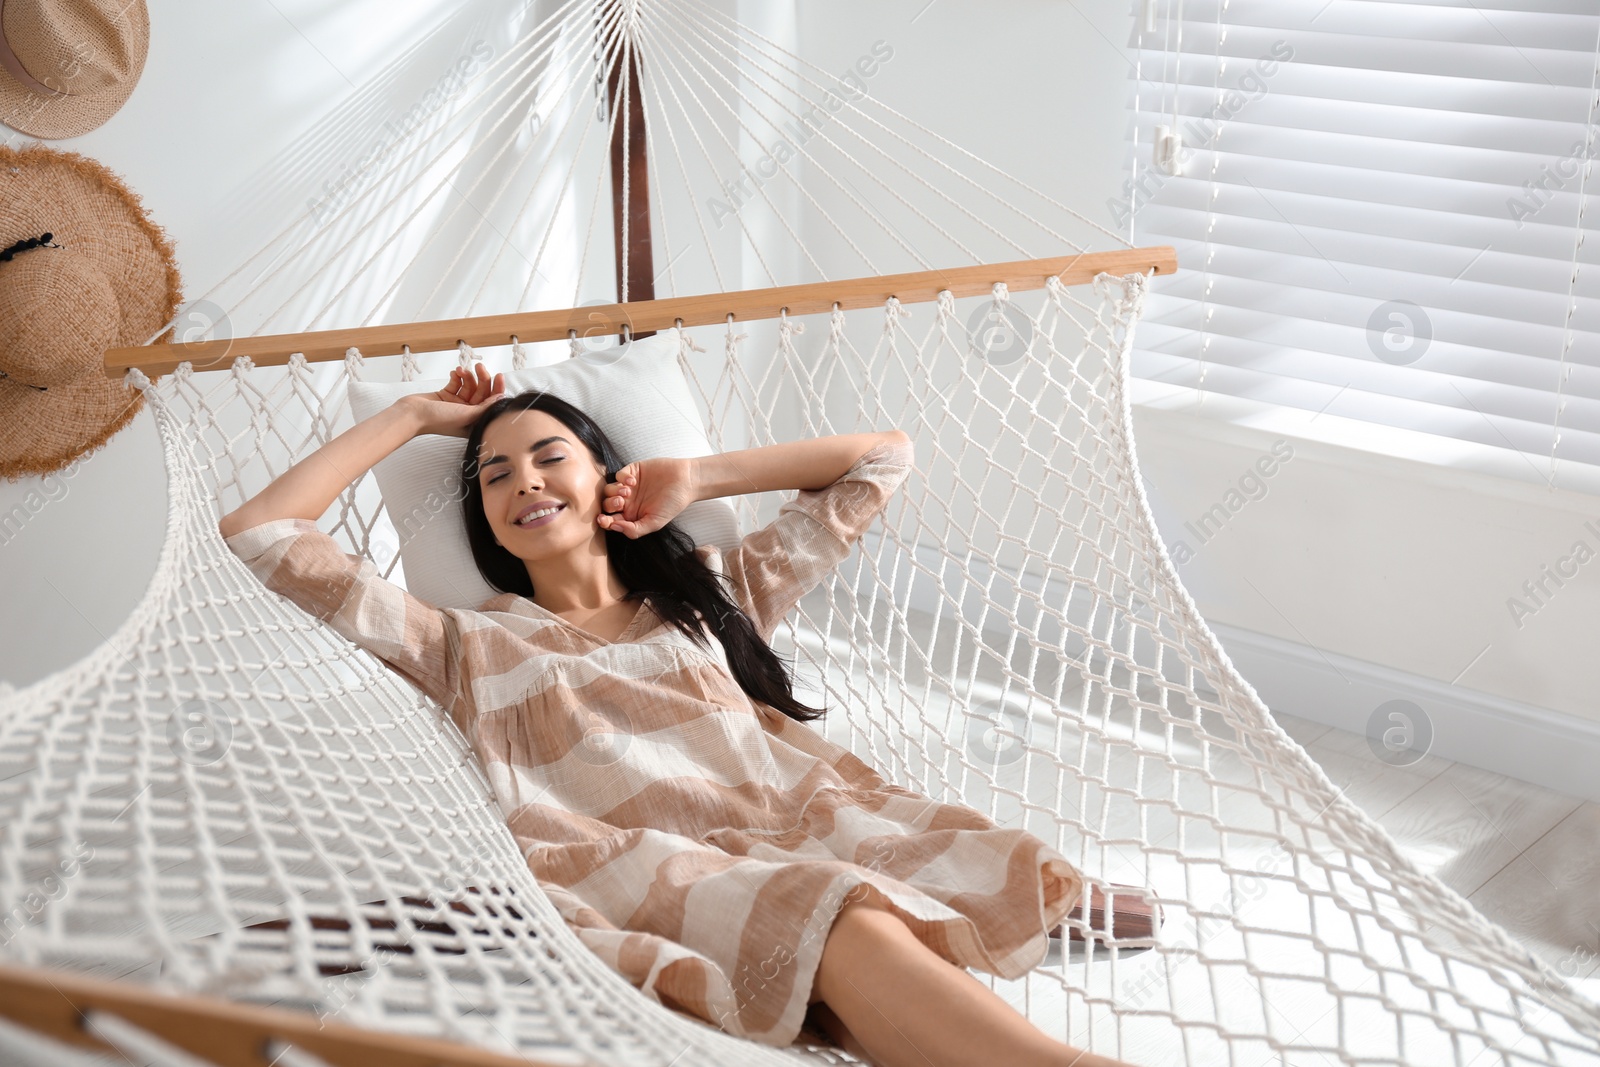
512;502;566;529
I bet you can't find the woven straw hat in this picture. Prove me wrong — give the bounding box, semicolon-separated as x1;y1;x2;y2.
0;0;149;139
0;141;180;481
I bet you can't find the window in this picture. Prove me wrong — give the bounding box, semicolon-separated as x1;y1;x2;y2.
1125;2;1600;493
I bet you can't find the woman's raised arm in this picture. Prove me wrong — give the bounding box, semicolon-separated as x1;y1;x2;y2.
217;364;505;540
600;431;912;540
692;430;911;500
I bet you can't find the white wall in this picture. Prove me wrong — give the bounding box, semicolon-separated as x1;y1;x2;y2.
3;1;1595;797
1135;401;1600;719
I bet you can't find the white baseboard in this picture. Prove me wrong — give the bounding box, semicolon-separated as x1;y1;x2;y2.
1210;621;1600;804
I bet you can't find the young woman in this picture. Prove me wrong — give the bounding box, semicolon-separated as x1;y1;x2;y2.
219;362;1137;1067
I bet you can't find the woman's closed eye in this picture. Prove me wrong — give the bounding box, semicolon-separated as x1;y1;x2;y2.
487;455;564;484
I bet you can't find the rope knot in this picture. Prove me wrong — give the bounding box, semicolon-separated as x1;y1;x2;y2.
673;321;707;354
882;297;911;337
1092;269;1149;311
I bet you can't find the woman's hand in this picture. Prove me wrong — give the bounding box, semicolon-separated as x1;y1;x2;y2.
398;363;506;438
599;457;700;538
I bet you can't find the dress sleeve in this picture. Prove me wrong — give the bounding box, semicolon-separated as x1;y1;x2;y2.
701;437;915;642
222;518;472;731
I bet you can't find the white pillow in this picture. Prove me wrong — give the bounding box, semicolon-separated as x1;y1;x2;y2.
347;333;743;609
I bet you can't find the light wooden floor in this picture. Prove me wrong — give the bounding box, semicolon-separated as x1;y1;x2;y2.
1271;708;1600;1003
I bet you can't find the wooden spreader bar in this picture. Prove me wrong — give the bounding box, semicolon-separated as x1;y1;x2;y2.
0;960;576;1067
104;247;1177;380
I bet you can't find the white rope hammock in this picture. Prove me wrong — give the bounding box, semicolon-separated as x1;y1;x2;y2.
2;1;1597;1065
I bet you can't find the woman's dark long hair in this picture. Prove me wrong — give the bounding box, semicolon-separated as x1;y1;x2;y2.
459;391;826;723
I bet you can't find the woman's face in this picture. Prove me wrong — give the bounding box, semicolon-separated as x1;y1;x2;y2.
476;409;609;559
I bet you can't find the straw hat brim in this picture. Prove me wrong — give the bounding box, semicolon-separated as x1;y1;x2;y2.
0;3;150;139
0;141;181;482
0;374;145;480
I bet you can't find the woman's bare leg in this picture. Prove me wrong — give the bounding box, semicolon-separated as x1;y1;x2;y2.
809;899;1137;1067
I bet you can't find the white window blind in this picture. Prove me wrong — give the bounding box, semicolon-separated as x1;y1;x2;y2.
1125;1;1600;492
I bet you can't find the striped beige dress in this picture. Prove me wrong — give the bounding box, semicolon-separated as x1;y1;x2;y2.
224;439;1083;1048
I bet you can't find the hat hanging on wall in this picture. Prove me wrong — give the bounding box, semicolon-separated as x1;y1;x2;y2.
0;141;181;481
0;0;150;139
